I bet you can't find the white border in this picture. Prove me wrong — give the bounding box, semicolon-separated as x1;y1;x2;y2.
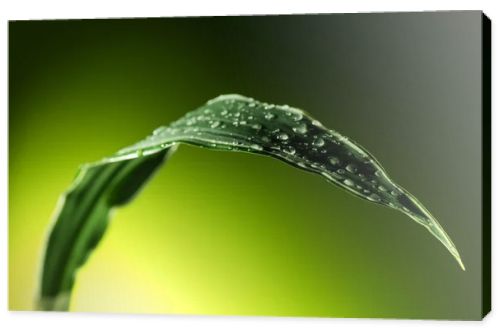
0;1;497;333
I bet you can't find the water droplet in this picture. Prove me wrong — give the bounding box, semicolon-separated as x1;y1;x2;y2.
329;172;342;180
204;108;211;114
278;133;289;141
337;169;346;174
375;170;382;177
265;112;276;120
292;123;308;134
292;113;303;121
251;123;262;130
234;112;240;117
343;179;355;186
240;120;247;125
210;121;220;128
378;185;387;192
250;144;263;151
363;189;370;194
390;190;399;196
312;120;323;127
220;109;228;116
283;146;296;155
313;137;325;147
368;193;381;202
346;164;357;173
329;156;340;165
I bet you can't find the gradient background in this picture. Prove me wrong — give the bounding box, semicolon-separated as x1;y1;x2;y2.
9;11;485;319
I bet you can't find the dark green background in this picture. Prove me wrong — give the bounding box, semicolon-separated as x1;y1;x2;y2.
9;11;485;319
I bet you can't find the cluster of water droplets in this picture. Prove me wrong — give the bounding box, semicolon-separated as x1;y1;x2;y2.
107;94;462;268
197;98;398;205
116;94;434;227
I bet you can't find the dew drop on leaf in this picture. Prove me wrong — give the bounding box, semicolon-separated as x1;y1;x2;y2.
313;137;325;147
329;156;340;165
343;179;355;186
283;146;296;155
292;113;303;121
250;144;263;151
368;193;381;202
292;123;308;134
278;133;289;141
346;164;357;173
265;112;276;120
210;121;220;128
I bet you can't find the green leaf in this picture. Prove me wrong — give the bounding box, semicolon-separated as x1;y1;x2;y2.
38;94;464;311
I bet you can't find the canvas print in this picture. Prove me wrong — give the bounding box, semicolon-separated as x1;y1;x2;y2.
9;11;490;319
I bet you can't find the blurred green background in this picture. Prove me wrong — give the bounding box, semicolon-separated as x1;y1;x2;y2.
9;12;484;319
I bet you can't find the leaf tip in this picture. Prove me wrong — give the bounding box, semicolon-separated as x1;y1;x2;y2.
456;254;466;271
428;220;466;271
